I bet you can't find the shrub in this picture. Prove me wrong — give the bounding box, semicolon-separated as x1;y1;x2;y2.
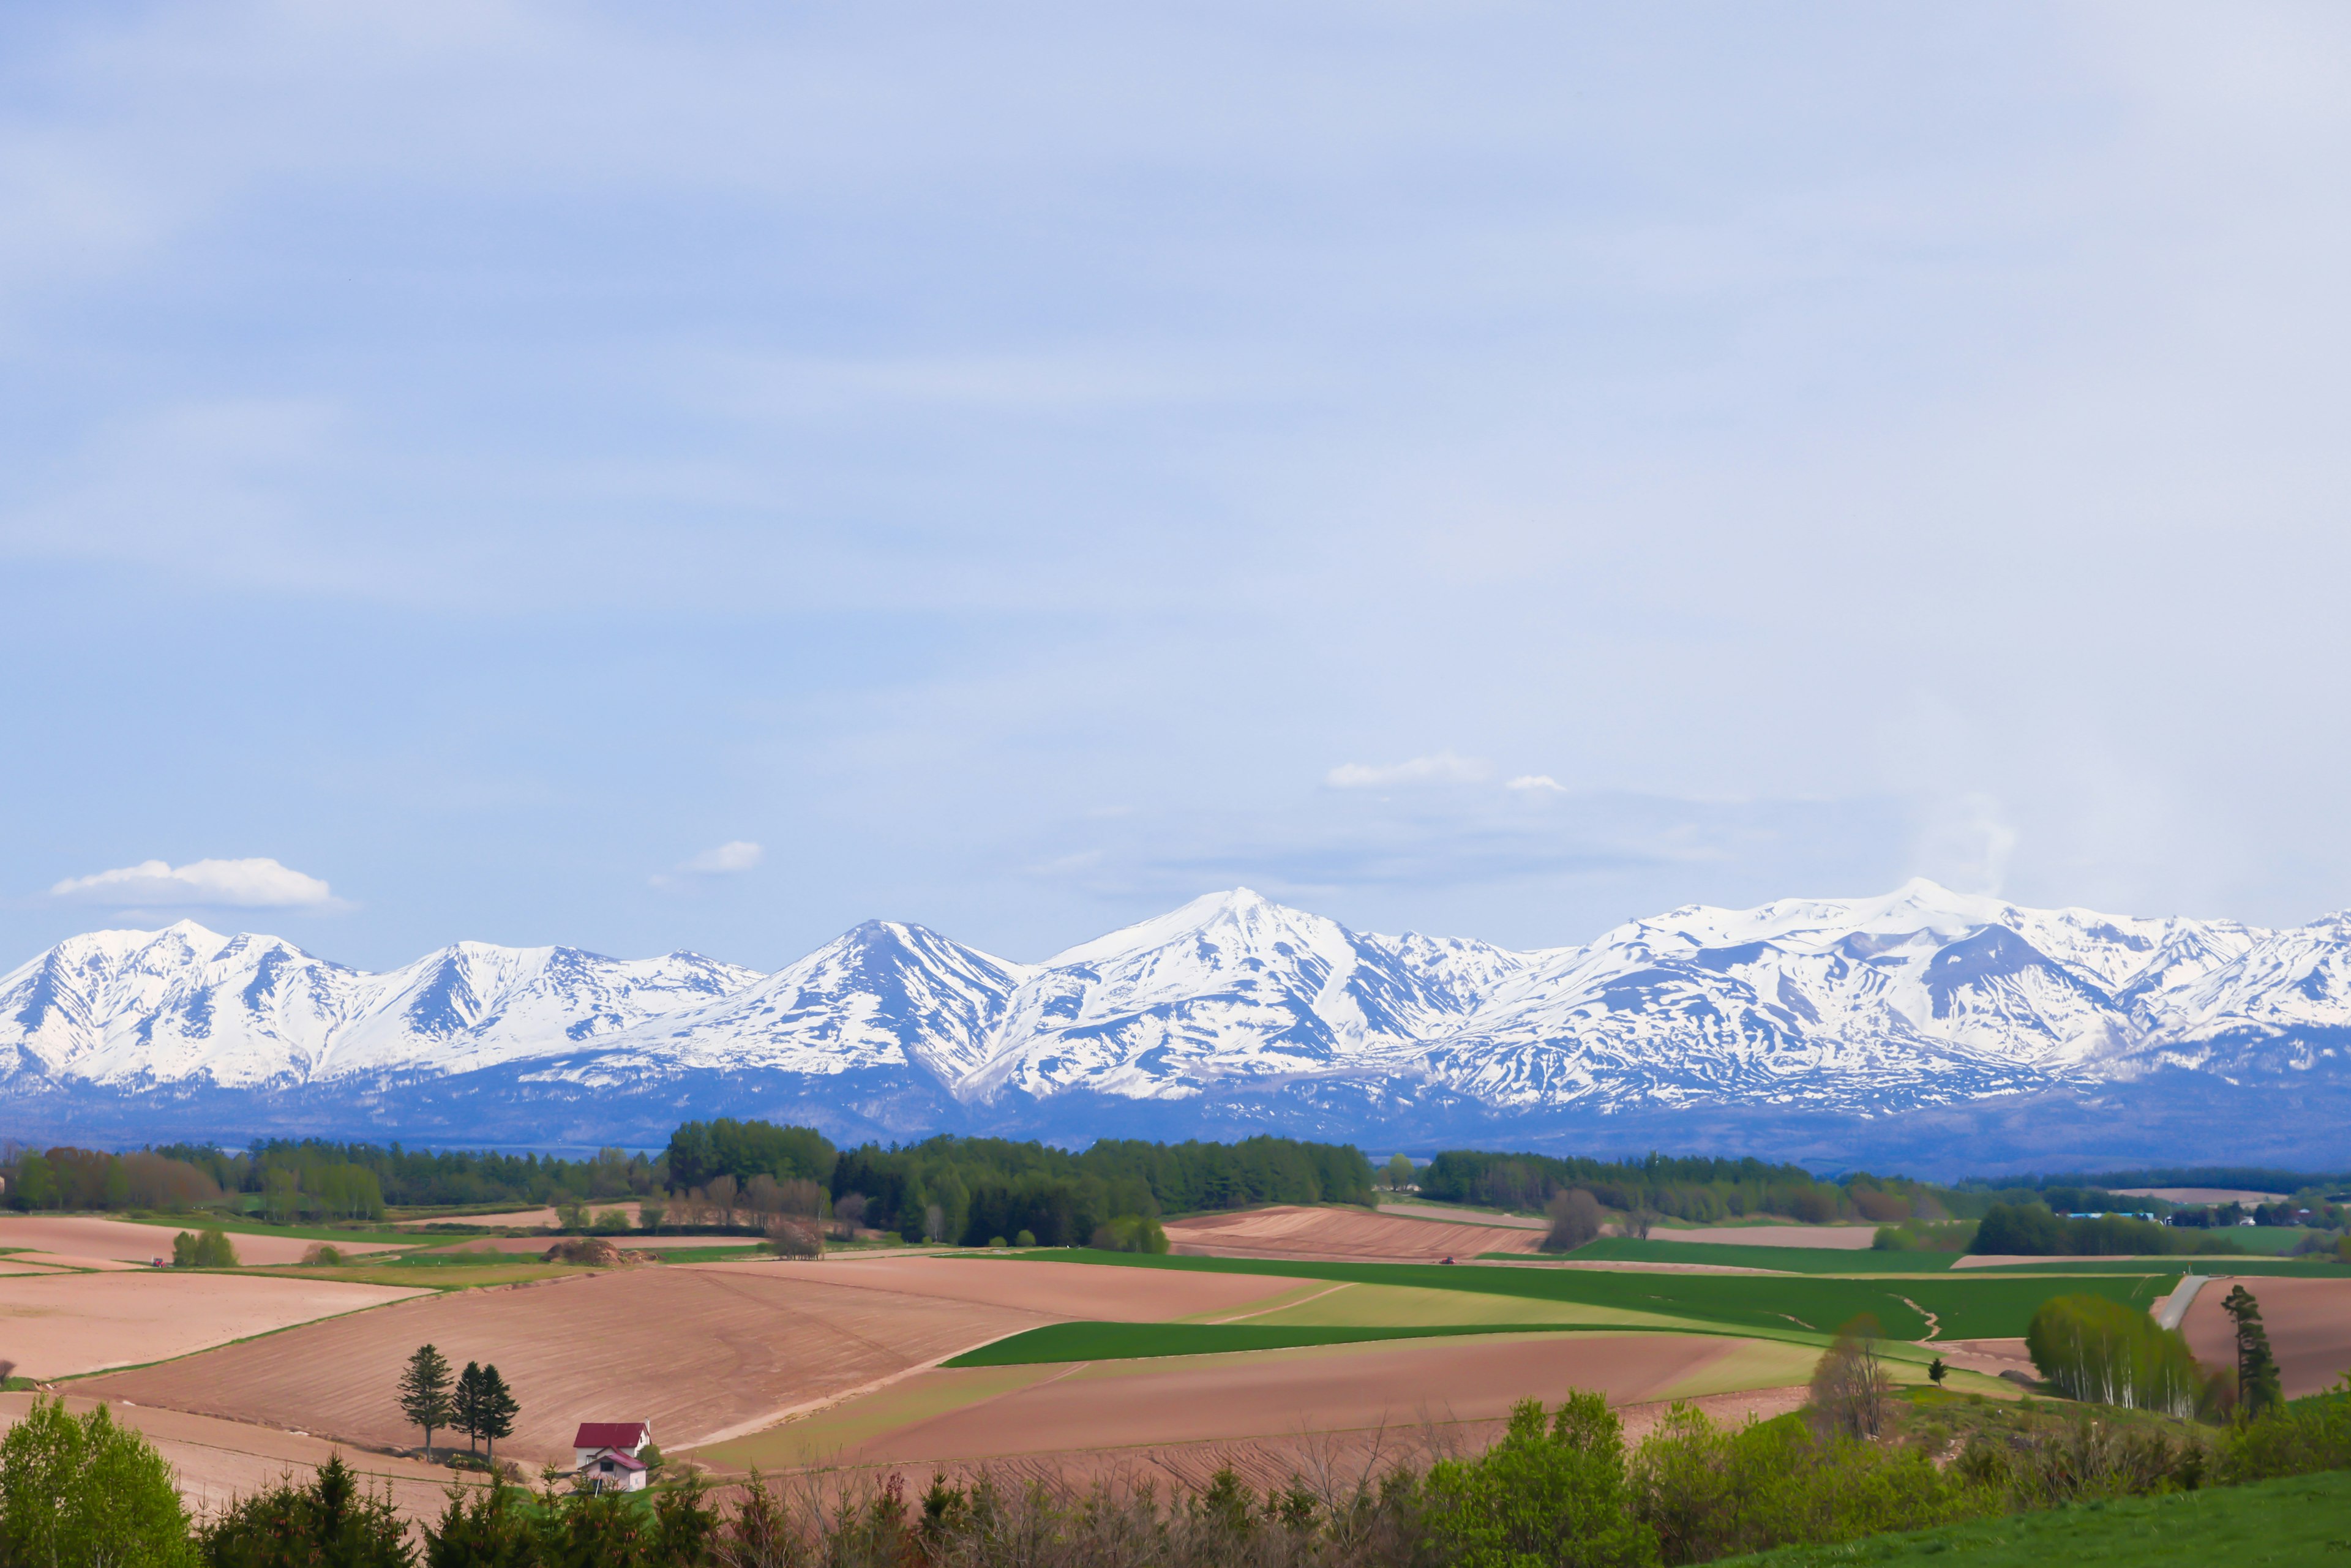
1089;1214;1169;1253
298;1244;347;1267
2218;1378;2351;1484
1629;1405;1993;1564
1014;1229;1037;1248
766;1217;824;1259
2003;1414;2208;1507
2025;1294;2206;1416
1424;1392;1659;1567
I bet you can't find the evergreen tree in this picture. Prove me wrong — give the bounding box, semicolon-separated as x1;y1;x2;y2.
453;1362;486;1455
199;1453;412;1568
2222;1284;2284;1416
396;1344;454;1461
475;1365;519;1469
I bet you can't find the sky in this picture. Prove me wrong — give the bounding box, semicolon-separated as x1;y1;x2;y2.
6;2;2351;974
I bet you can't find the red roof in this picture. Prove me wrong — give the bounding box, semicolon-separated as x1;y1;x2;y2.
573;1422;648;1450
593;1450;647;1472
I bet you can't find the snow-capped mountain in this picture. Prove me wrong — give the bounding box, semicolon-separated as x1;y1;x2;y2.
4;882;2347;1166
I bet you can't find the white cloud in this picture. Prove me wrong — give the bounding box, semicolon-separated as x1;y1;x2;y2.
683;840;763;874
1506;775;1566;793
48;857;337;909
1325;752;1490;790
653;840;764;888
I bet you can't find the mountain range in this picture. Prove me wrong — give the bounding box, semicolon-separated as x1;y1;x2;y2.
6;882;2349;1173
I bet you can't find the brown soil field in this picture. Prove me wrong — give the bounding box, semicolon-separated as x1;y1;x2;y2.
708;1330;1738;1472
1165;1207;1542;1261
419;1233;767;1255
396;1201;637;1230
1374;1202;1547;1230
1652;1225;1881;1251
0;1272;427;1378
83;1262;1074;1466
0;1217;404;1266
0;1251;151;1271
0;1392;482;1523
688;1255;1309;1319
2181;1276;2351;1398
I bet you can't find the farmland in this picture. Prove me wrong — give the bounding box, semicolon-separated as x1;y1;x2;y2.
1166;1204;1543;1260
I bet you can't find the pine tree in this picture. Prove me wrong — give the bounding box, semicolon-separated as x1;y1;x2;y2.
476;1365;519;1469
454;1361;486;1455
2222;1284;2284;1416
396;1343;454;1460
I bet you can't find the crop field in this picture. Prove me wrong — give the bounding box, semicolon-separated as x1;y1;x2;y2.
0;1270;428;1377
1565;1238;1967;1274
1723;1466;2351;1566
1038;1251;2170;1341
2180;1275;2351;1397
78;1264;1054;1463
705;1330;1747;1475
1164;1206;1543;1261
945;1320;1605;1364
0;1215;405;1266
77;1255;1308;1466
1648;1223;1881;1250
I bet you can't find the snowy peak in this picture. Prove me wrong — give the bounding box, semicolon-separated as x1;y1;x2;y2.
4;885;2350;1132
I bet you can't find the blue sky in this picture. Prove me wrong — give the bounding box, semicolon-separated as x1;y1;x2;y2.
6;2;2351;972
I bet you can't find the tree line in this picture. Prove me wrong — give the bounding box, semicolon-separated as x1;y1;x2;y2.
1417;1149;1943;1226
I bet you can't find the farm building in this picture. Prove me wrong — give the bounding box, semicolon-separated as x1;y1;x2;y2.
573;1420;653;1493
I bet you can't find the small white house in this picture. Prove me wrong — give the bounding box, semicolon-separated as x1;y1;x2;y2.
572;1421;652;1493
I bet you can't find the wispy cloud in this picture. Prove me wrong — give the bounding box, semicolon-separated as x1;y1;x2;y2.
1506;775;1566;793
1325;752;1491;789
652;840;764;890
49;857;339;910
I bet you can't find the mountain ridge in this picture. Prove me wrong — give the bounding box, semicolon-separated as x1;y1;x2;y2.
5;882;2347;1170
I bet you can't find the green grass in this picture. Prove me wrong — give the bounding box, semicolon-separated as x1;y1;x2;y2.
1007;1252;2167;1341
111;1212;422;1247
1560;1239;1967;1274
1719;1466;2351;1566
942;1320;1614;1366
640;1244;771;1263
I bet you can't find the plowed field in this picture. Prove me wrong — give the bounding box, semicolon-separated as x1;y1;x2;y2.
1165;1207;1542;1261
2182;1275;2351;1398
83;1256;1305;1465
0;1272;428;1377
0;1216;404;1266
707;1330;1741;1472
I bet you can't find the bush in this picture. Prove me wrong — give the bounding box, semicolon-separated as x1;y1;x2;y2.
0;1398;193;1568
172;1228;238;1268
766;1217;825;1259
298;1244;347;1267
2026;1294;2205;1416
1543;1190;1603;1253
1629;1405;1994;1564
1089;1214;1169;1253
2003;1414;2210;1507
1424;1392;1659;1567
2218;1380;2351;1484
1014;1229;1037;1248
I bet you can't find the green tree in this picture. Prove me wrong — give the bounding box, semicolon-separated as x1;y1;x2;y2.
1387;1152;1416;1190
396;1345;454;1461
474;1367;519;1469
1424;1392;1659;1568
2222;1284;2284;1416
453;1362;486;1455
0;1398;195;1568
198;1452;412;1568
172;1229;238;1269
13;1153;58;1210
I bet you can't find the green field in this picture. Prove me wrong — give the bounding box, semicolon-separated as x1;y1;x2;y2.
1562;1239;1967;1274
1018;1252;2167;1340
1720;1466;2351;1566
942;1321;1606;1366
